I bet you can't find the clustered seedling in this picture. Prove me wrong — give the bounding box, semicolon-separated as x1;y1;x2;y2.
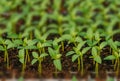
0;0;120;78
66;39;90;75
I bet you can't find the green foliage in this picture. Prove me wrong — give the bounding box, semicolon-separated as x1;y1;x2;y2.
66;40;90;75
48;39;62;71
31;51;48;75
0;0;120;77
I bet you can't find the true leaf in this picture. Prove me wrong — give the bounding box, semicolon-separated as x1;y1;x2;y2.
32;52;38;58
40;53;48;58
53;59;62;71
72;55;79;62
66;51;75;56
19;58;24;64
94;55;102;64
77;41;86;51
104;55;116;60
92;47;98;56
0;46;5;51
100;42;107;49
82;47;91;54
48;47;55;57
18;49;25;58
31;59;38;65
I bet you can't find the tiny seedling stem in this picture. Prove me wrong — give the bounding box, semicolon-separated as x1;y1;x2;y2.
26;50;30;62
78;57;80;71
95;62;99;77
38;60;42;76
61;42;64;52
81;56;83;75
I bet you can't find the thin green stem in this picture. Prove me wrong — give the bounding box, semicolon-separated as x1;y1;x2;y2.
4;50;9;69
78;57;80;71
55;67;58;77
42;48;45;53
21;61;26;76
39;49;41;54
61;42;64;52
95;62;99;77
38;60;42;76
116;58;119;76
30;31;33;40
4;51;6;62
81;56;83;75
26;49;30;62
114;59;117;70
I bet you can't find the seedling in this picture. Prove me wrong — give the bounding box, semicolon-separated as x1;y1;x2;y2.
18;38;37;63
104;39;120;75
91;47;102;77
18;49;25;75
66;40;90;75
0;38;9;69
48;39;62;73
31;52;48;75
0;38;23;69
34;30;52;53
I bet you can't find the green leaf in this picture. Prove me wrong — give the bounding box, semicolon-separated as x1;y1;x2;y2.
19;58;24;64
104;55;116;60
18;49;25;58
77;41;86;51
82;47;91;54
92;47;98;56
75;37;82;43
86;28;93;40
72;55;79;62
94;55;102;64
95;31;100;41
61;34;72;41
31;59;38;65
48;47;55;58
42;42;51;47
5;40;12;45
24;46;37;49
32;52;38;58
7;44;16;49
40;53;48;58
108;39;118;51
7;33;19;38
66;51;75;56
0;45;5;51
14;40;23;45
27;40;37;46
55;54;61;59
100;42;107;49
53;59;62;71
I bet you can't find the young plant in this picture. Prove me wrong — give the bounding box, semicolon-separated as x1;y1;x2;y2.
91;47;102;77
18;38;37;63
0;38;23;69
88;31;107;77
31;52;48;75
48;39;62;73
0;38;9;69
34;30;52;53
104;39;120;75
66;40;90;75
18;49;25;75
